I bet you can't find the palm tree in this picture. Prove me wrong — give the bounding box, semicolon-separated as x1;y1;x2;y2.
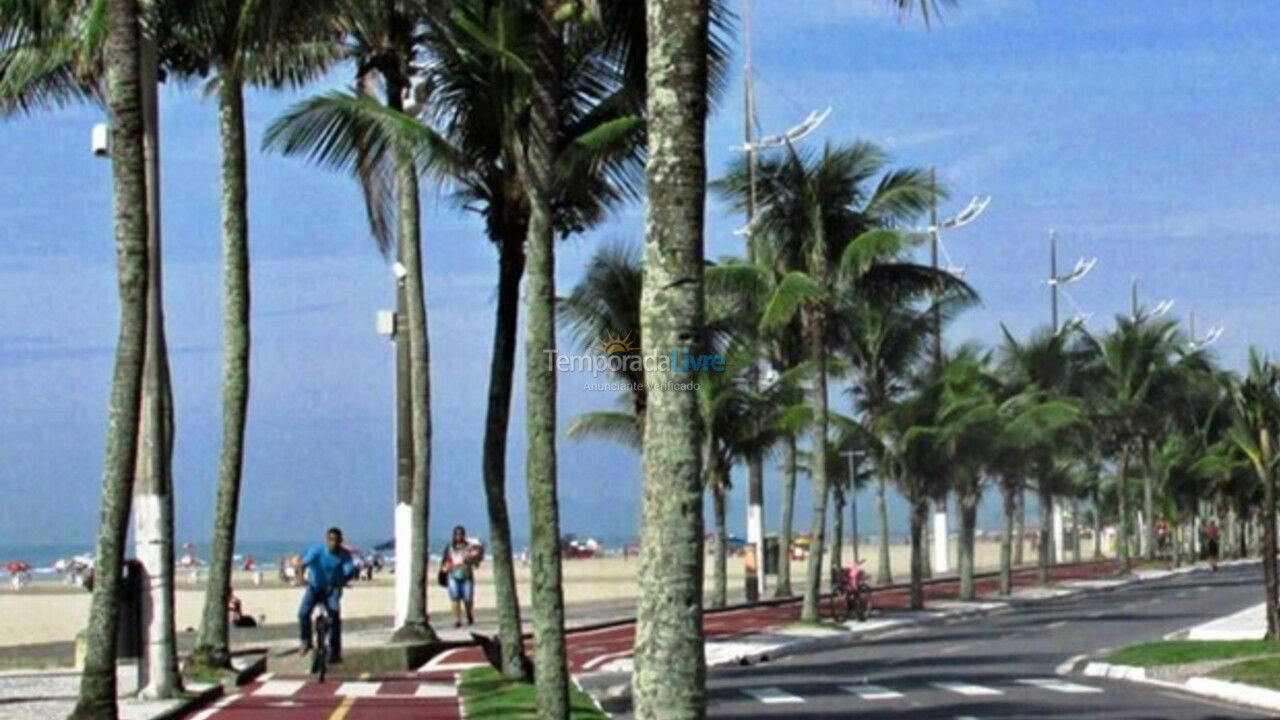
183;0;337;671
1226;350;1280;639
65;0;150;714
1081;316;1186;573
725;140;958;621
630;0;710;715
263;0;439;642
1;0;189;697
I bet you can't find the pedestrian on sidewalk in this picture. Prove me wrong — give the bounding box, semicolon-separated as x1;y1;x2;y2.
1203;519;1221;571
440;526;481;628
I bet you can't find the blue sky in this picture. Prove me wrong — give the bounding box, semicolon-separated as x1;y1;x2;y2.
3;0;1278;551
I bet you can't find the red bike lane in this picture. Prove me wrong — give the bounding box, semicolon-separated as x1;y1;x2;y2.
177;561;1115;720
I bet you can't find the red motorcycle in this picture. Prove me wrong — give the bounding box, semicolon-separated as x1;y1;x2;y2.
830;561;872;622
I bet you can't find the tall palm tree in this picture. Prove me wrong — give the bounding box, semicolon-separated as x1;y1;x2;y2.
63;0;150;714
1081;316;1186;572
742;144;961;621
1226;350;1280;640
183;0;337;670
264;0;439;642
1;0;190;697
631;0;709;715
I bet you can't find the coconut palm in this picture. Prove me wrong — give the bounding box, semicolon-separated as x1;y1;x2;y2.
1225;350;1280;639
263;0;440;642
55;0;150;714
722;139;963;621
630;0;710;715
1;0;192;697
181;0;338;671
1080;316;1188;572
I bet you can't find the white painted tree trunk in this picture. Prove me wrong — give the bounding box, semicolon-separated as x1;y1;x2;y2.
932;510;949;574
134;495;174;697
1051;501;1064;564
393;502;412;627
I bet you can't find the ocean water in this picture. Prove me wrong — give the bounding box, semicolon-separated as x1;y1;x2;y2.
0;540;313;574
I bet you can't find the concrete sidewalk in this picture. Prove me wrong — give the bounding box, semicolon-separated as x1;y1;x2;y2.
0;665;218;720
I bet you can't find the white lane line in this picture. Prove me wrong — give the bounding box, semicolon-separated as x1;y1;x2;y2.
336;681;380;697
582;648;634;671
955;716;981;720
940;643;969;654
1017;678;1103;694
841;683;904;700
415;682;458;698
932;681;1003;696
1044;620;1067;629
743;687;804;704
1086;609;1107;618
254;680;305;697
188;693;240;720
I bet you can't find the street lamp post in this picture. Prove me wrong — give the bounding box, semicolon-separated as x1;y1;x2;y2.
920;172;990;576
841;449;866;563
1046;231;1096;565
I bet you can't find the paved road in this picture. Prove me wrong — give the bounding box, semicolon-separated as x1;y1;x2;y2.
694;563;1269;720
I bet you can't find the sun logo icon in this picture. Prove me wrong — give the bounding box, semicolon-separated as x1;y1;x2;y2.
592;331;639;355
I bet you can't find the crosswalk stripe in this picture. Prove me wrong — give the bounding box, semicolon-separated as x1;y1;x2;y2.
932;681;1003;696
336;681;381;697
743;687;804;704
415;682;458;698
1016;678;1103;694
254;680;304;697
841;683;904;700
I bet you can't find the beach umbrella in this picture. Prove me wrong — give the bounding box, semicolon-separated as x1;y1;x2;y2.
5;561;30;574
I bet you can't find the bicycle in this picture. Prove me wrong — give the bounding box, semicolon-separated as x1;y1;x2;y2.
829;562;872;623
310;604;330;683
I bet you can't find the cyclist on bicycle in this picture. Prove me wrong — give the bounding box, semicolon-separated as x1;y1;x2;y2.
297;527;357;662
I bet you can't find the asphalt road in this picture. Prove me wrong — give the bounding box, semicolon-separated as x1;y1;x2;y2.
697;563;1270;720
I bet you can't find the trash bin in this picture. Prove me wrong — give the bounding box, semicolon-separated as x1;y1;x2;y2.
763;537;780;575
117;559;144;660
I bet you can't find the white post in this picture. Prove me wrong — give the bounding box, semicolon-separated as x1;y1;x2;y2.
932;509;950;574
1136;511;1147;557
1051;500;1065;564
747;503;765;593
393;503;412;627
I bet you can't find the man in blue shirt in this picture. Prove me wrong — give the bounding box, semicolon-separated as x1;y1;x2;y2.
297;527;357;661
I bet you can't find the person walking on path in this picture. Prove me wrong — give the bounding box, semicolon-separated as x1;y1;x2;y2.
441;526;481;628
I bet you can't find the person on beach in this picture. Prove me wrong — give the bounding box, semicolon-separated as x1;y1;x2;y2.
441;525;480;628
297;527;357;662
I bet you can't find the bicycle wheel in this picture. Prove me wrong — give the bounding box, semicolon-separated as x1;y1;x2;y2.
852;593;869;622
832;590;851;623
313;615;328;683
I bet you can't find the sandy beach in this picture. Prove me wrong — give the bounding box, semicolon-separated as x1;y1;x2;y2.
0;538;1062;652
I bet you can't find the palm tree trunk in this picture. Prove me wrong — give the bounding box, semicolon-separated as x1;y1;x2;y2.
1117;444;1132;572
909;498;926;610
132;33;180;696
999;480;1014;595
193;73;251;671
1260;434;1279;640
525;5;569;716
1143;440;1156;562
1071;497;1081;564
830;482;845;572
1013;486;1025;566
481;236;526;678
775;434;797;597
958;489;977;601
631;0;710;715
876;469;892;585
72;0;149;714
1038;484;1052;585
1092;490;1103;560
388;80;436;643
800;321;830;622
710;468;728;609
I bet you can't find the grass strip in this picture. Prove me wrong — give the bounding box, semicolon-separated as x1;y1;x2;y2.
1104;640;1280;667
1209;656;1280;691
459;666;609;720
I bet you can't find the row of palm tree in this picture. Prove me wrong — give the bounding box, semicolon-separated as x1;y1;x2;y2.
13;0;1278;718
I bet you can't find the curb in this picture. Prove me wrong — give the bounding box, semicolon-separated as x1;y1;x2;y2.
1067;660;1280;715
145;683;224;720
